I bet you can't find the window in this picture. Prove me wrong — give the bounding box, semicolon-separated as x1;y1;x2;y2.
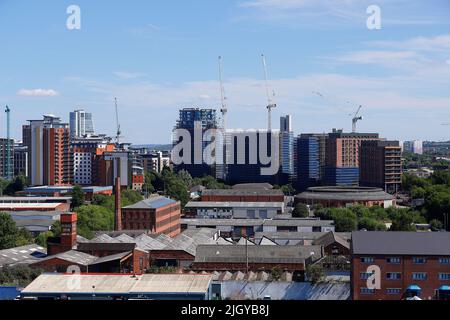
386;272;401;280
360;288;375;294
387;288;401;295
439;273;450;280
360;272;373;280
412;257;427;264
439;258;450;264
387;257;401;264
361;257;374;263
412;272;427;280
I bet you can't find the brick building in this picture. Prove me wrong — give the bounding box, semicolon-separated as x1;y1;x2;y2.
325;130;380;186
359;140;402;194
351;231;450;300
121;196;181;237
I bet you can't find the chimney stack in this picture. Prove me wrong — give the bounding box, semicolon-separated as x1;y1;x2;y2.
115;176;122;231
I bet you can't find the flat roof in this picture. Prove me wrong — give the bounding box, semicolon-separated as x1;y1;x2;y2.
23;186;112;193
202;189;284;197
0;197;71;202
296;186;393;201
352;231;450;256
0;203;63;209
21;274;212;295
185;201;284;209
181;218;334;227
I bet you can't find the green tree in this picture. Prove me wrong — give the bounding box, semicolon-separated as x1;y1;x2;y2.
430;219;443;231
71;185;85;209
331;208;358;232
4;175;27;195
390;210;416;231
143;172;155;194
292;203;309;218
76;205;114;239
358;217;387;231
0;265;43;287
307;264;325;284
0;212;33;249
177;170;193;187
281;184;295;196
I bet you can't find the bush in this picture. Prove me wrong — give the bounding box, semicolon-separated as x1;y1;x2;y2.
292;203;309;218
307;264;325;284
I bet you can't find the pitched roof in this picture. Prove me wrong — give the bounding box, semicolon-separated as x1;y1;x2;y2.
194;245;323;264
0;244;47;267
313;231;350;249
351;231;450;256
123;196;177;210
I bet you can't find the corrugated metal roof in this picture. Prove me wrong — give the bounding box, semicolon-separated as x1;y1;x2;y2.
182;218;334;227
0;244;47;267
202;189;283;196
22;274;212;295
185;201;284;208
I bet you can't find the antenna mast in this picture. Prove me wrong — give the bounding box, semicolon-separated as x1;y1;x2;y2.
218;56;227;131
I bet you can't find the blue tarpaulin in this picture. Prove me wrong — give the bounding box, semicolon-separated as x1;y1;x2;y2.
0;286;21;300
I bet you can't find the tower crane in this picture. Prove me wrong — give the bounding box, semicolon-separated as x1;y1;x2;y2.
218;56;227;132
4;105;12;180
114;97;122;147
261;54;276;131
352;105;363;133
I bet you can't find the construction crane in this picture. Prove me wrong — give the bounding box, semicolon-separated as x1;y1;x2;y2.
114;97;122;147
351;105;363;133
261;54;276;131
218;56;227;132
4;106;12;180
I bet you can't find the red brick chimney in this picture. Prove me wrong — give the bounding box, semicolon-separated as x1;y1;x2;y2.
115;176;122;231
47;212;77;255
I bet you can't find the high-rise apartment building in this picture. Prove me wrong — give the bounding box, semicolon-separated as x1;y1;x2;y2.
13;143;28;177
296;135;320;191
172;108;217;178
26;115;72;186
69;109;95;138
403;140;423;155
280;115;295;183
71;135;115;185
359;140;402;193
0;138;14;180
324;129;379;186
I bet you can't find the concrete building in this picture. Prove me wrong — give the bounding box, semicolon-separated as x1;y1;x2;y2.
225;129;281;185
280;115;295;183
296;135;320;191
121;196;181;237
26;115;72;186
140;151;170;173
93;151;131;187
360;140;402;193
172;108;218;178
21;186;112;201
201;188;284;202
295;186;395;208
13;143;28;177
351;231;450;300
181;218;335;238
0;138;14;179
69;109;95;138
20;273;215;300
325;130;380;186
403;140;423;155
4;210;61;235
184;201;284;219
0;196;71;212
71;135;114;185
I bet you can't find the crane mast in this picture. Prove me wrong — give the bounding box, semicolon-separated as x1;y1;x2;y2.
218;56;227;132
4;105;12;180
261;54;276;131
352;105;363;133
114;97;122;148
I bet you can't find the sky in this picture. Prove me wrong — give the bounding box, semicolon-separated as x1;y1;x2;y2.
0;0;449;144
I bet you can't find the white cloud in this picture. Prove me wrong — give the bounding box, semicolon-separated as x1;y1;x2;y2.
113;71;147;80
17;89;59;97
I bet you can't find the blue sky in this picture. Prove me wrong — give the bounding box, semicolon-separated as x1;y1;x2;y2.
0;0;449;143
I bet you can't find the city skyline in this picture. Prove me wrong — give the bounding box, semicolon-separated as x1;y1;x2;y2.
1;1;450;144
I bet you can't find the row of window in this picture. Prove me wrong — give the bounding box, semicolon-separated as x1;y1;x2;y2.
361;272;450;281
361;257;450;264
360;288;401;295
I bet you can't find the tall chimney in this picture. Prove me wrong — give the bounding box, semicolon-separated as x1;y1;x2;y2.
115;176;122;231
